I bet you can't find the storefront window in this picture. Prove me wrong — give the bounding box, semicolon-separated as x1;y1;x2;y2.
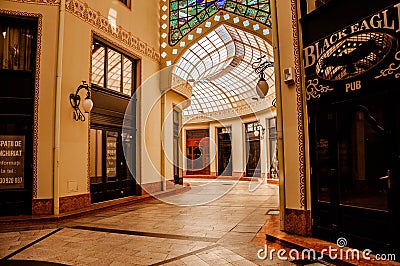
107;49;122;93
245;121;262;177
0;15;37;215
268;118;278;179
0;20;35;71
90;129;102;184
91;39;136;96
338;106;389;211
186;129;210;175
217;127;232;176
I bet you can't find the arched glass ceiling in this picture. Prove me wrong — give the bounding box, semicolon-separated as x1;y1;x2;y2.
173;24;274;116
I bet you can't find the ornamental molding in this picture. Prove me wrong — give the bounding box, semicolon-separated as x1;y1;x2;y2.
65;0;160;62
375;51;400;79
306;78;334;100
290;0;306;209
6;0;60;4
6;0;160;62
171;83;192;100
170;74;192;99
183;93;276;123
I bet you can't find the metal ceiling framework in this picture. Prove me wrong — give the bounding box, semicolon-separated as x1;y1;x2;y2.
172;24;274;116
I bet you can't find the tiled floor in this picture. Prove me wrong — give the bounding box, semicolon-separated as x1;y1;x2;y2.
0;179;298;265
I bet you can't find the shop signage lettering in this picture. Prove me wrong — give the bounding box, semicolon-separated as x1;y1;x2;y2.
345;80;362;92
304;3;400;101
304;3;400;68
106;135;117;178
0;135;25;189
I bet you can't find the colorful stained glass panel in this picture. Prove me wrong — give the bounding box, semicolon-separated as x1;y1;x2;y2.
169;0;271;46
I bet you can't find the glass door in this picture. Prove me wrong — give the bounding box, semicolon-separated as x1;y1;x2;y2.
186;129;210;175
245;122;261;177
310;90;400;254
173;109;181;184
90;127;134;203
217;127;232;176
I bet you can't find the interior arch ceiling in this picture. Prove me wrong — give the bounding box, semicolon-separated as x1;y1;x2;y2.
173;24;274;116
169;0;272;46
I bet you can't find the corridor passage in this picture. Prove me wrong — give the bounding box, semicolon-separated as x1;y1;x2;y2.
0;180;294;265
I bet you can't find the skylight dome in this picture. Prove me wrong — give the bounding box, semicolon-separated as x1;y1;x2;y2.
173;24;274;116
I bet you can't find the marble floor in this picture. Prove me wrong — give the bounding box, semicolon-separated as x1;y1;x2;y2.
0;179;324;265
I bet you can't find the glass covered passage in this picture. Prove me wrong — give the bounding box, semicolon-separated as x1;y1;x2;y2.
173;24;274;116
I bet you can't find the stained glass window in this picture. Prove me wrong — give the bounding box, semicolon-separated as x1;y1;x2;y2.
169;0;272;46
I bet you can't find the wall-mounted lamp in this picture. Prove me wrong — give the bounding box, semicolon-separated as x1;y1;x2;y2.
70;81;93;121
252;55;274;98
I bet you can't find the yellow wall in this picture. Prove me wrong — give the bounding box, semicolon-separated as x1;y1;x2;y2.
2;0;163;200
273;0;311;210
88;0;160;48
141;73;162;184
275;0;302;210
162;91;186;182
142;70;190;186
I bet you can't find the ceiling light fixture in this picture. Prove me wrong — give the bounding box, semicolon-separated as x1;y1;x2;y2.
252;55;274;98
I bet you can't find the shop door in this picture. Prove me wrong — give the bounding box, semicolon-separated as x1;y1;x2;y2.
90;127;135;203
217;128;232;176
173;109;181;184
186;130;210;175
246;139;261;177
310;90;400;254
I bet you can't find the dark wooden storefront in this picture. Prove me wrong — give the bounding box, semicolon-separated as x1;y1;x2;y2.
217;127;232;176
0;15;38;215
302;0;400;255
89;87;136;203
89;38;137;203
186;129;210;175
245;121;261;177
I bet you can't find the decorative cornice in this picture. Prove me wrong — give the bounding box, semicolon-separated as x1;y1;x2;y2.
290;0;306;209
375;51;400;79
6;0;60;5
65;0;160;62
306;78;334;100
170;74;192;99
171;83;192;100
7;0;160;62
183;93;276;123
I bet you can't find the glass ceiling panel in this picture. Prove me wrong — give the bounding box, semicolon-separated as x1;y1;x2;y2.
169;0;272;46
173;24;274;116
91;45;105;86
